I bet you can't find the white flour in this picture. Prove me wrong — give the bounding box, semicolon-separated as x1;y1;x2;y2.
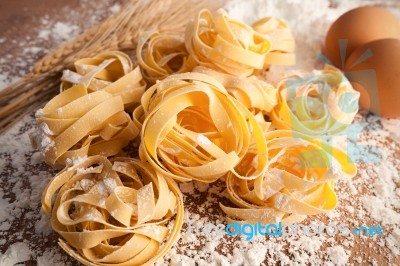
0;0;400;265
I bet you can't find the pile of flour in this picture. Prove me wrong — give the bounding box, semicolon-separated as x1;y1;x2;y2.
0;0;399;265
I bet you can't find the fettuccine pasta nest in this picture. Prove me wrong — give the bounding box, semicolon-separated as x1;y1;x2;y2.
61;51;146;111
136;9;295;83
193;66;277;123
185;9;295;77
31;83;139;168
222;130;357;224
42;155;183;266
30;7;361;266
31;51;146;167
271;65;360;136
137;32;192;84
252;17;295;67
136;72;268;183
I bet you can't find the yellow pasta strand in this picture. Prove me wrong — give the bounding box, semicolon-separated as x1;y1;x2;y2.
137;32;192;84
185;9;295;77
135;10;295;83
32;7;361;265
271;65;360;136
42;155;183;266
31;83;139;167
222;130;357;224
31;51;146;167
252;17;295;66
61;51;146;111
136;72;268;191
193;66;277;114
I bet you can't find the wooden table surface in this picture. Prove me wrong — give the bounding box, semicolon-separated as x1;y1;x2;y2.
0;1;399;266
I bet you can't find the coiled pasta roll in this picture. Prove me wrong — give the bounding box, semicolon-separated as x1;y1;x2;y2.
222;130;357;224
252;17;295;66
185;9;272;76
61;51;146;111
271;65;360;136
42;155;183;266
193;66;277;113
31;83;139;167
137;32;191;84
136;72;268;187
193;66;277;133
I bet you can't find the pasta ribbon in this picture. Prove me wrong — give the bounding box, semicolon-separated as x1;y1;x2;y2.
61;51;146;111
252;17;295;66
137;32;191;84
186;9;272;76
31;83;139;167
192;66;276;134
136;72;268;189
42;155;183;266
271;65;360;136
136;9;295;82
193;66;277;113
222;130;357;224
30;7;360;264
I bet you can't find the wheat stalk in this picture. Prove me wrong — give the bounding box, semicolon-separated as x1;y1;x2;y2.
0;0;224;134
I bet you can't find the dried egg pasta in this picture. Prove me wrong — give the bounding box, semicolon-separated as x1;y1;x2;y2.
137;32;191;84
271;65;360;136
32;83;139;167
136;72;268;188
31;51;146;167
61;51;146;111
193;66;277;113
252;17;295;66
193;66;277;133
32;7;361;266
222;130;357;224
185;9;294;77
42;155;183;266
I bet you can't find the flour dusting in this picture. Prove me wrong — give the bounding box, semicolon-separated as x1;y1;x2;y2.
0;0;400;265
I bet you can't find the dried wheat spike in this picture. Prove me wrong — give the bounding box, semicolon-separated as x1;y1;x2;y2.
0;0;224;135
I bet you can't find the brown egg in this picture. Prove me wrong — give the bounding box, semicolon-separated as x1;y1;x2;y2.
324;6;400;68
344;38;400;118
